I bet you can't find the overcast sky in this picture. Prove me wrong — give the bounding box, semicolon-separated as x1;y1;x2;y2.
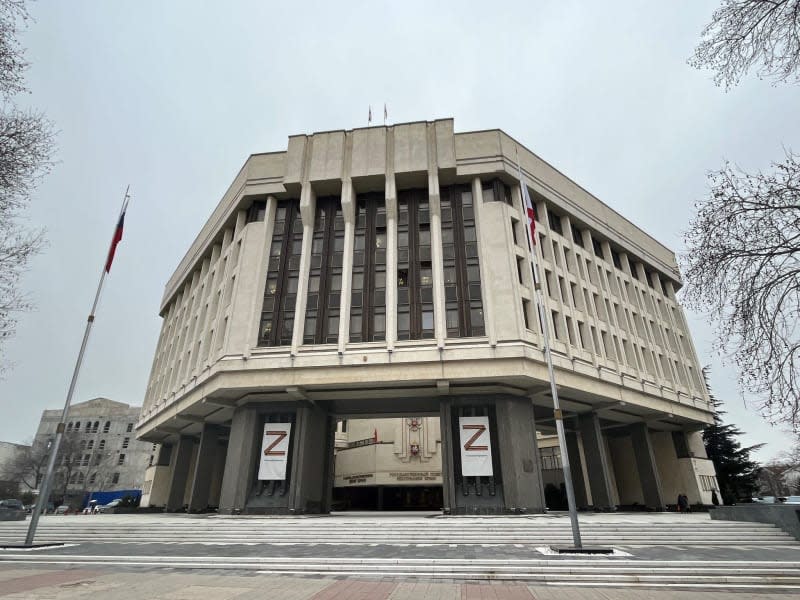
1;1;798;462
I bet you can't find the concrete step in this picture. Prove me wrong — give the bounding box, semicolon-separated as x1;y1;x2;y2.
1;554;799;588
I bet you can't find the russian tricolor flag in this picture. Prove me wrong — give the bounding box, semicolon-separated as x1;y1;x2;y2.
105;200;128;273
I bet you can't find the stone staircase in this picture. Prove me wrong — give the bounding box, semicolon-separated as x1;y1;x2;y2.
2;514;799;589
0;513;795;547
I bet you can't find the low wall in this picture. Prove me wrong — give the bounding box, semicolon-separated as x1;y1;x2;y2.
710;504;800;540
0;509;26;521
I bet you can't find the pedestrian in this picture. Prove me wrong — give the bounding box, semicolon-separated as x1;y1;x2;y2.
677;493;689;513
711;489;720;506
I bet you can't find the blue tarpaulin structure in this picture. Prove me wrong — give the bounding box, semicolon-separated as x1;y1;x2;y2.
81;489;141;509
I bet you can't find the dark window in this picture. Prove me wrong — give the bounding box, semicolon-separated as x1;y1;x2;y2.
112;472;120;484
126;423;133;433
246;200;267;223
611;248;622;270
591;236;604;259
98;439;105;450
547;209;563;235
398;189;435;339
571;224;583;247
350;192;386;342
258;200;302;346
93;421;99;432
305;196;344;344
122;437;130;449
103;421;110;433
118;454;125;465
440;184;485;338
480;179;512;205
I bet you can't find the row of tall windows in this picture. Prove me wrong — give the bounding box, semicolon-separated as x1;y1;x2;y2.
440;185;484;337
259;201;302;346
397;189;434;339
259;188;484;345
349;192;387;342
305;197;344;344
66;420;111;433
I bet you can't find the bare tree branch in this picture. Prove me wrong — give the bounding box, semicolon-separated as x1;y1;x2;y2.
682;152;800;428
690;0;800;89
0;0;55;367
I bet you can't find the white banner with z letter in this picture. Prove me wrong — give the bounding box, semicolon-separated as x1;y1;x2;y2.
458;416;493;476
258;423;292;480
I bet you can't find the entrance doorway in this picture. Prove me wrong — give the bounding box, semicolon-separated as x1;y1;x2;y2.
331;416;443;511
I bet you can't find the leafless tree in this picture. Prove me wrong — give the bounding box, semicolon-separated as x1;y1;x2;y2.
5;437;49;491
0;0;55;365
682;153;800;428
690;0;800;89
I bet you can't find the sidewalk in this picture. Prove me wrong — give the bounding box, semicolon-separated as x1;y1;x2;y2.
0;566;795;599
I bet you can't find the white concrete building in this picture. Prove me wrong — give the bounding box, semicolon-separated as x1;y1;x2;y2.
34;398;151;502
137;118;718;514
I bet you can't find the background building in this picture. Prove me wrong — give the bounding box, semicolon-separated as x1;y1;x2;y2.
0;441;30;496
33;398;151;505
137;118;718;515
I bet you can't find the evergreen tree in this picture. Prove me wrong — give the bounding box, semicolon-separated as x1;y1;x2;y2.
702;367;763;504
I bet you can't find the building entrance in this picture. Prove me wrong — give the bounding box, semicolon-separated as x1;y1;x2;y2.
331;417;443;511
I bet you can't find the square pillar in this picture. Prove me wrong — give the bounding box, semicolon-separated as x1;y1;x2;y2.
630;423;666;510
287;404;330;513
496;397;546;513
578;412;616;510
565;431;588;508
165;436;194;512
188;424;221;512
439;399;456;513
218;406;259;514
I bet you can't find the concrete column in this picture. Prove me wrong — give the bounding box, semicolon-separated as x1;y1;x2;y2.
165;436;194;512
428;170;446;347
188;424;221;512
471;176;497;346
630;423;666;510
385;174;398;350
287;404;329;513
496;397;546;512
439;399;456;513
291;182;317;354
578;412;616;510
338;181;356;353
565;431;588;508
218;406;259;514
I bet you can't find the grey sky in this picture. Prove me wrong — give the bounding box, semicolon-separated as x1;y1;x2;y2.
1;1;798;462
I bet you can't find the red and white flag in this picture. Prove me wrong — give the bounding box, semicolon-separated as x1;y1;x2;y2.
517;160;536;246
105;196;129;273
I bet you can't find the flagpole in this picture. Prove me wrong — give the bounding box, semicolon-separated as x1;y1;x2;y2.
516;155;582;549
25;186;130;546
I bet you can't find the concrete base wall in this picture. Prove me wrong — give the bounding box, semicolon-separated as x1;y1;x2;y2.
710;505;800;540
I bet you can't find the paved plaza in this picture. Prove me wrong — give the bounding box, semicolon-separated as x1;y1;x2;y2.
1;512;799;597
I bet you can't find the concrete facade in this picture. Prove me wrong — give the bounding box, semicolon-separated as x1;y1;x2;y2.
137;119;718;514
33;398;151;503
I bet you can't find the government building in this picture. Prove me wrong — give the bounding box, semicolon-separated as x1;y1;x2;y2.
137;118;718;514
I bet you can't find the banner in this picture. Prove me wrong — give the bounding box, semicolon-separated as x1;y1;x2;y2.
258;423;292;480
458;416;493;476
